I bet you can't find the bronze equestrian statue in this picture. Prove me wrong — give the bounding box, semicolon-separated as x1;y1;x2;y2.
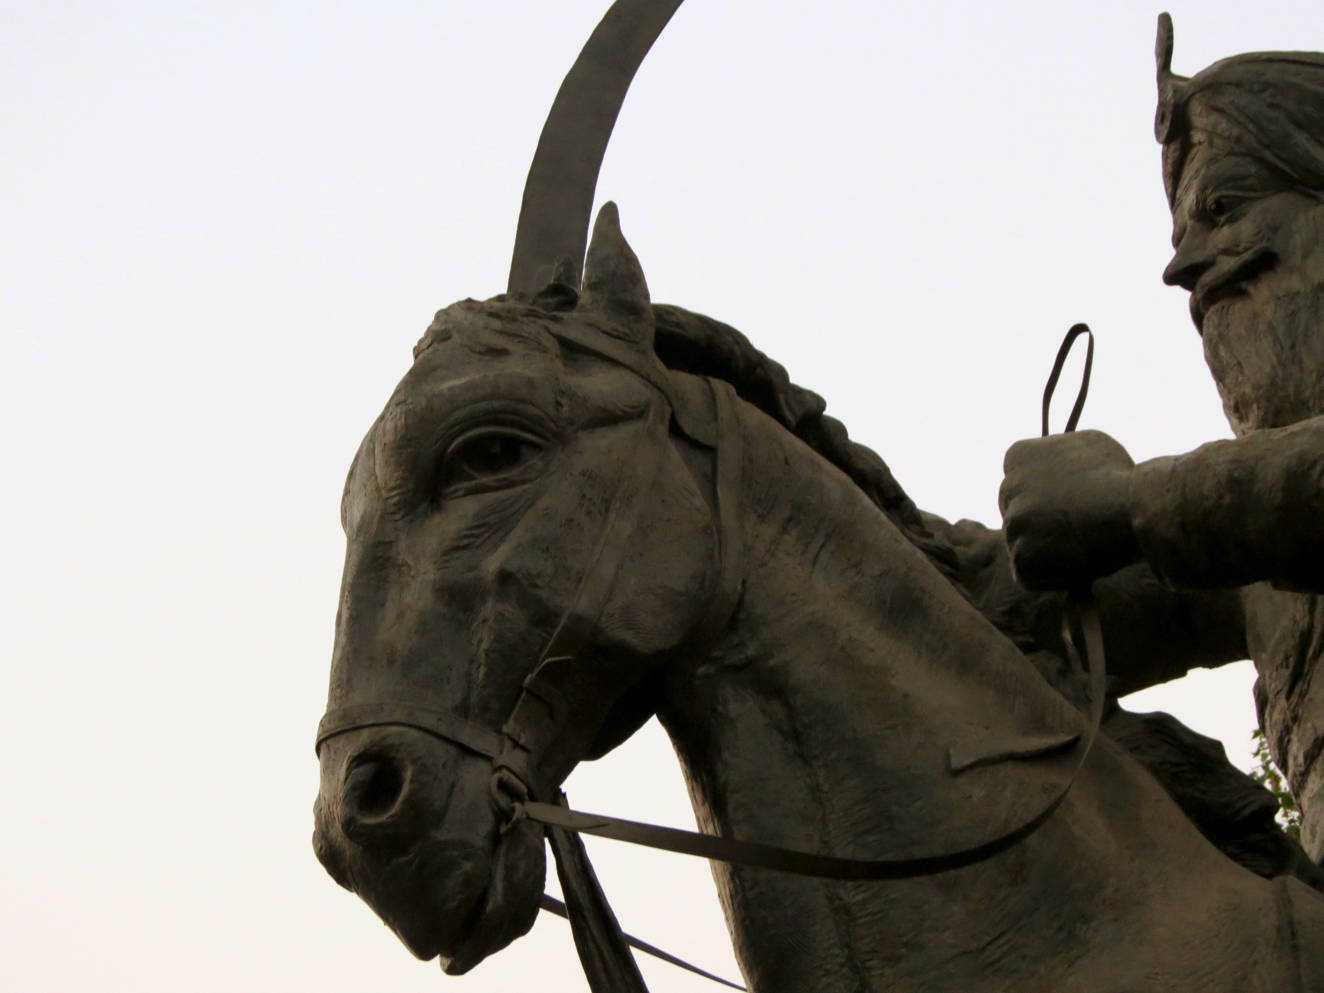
312;4;1324;989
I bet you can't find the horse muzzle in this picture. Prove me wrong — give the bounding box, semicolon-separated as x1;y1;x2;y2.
312;725;544;969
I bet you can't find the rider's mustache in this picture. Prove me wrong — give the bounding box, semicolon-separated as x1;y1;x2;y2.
1191;243;1279;333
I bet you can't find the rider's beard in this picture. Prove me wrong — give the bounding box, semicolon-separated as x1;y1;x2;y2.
1202;214;1324;436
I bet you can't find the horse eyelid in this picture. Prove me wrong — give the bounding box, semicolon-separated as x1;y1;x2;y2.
443;425;548;461
426;401;558;452
435;427;550;497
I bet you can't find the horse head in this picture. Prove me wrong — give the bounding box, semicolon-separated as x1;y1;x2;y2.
312;200;734;971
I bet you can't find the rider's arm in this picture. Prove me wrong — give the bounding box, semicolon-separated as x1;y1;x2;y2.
1092;563;1247;696
1131;415;1324;594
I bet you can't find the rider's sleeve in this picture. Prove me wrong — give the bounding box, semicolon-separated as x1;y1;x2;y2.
1130;415;1324;593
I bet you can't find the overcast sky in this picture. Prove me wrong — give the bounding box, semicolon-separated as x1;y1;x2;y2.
1;1;1315;990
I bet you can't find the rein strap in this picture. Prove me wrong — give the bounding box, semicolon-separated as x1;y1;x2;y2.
539;894;746;991
521;603;1107;881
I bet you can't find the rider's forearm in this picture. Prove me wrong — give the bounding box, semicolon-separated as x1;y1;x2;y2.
1130;415;1324;593
1092;563;1248;696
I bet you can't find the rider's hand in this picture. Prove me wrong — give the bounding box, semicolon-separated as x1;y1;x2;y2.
999;430;1141;591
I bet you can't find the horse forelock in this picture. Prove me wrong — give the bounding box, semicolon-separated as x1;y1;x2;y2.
412;298;565;365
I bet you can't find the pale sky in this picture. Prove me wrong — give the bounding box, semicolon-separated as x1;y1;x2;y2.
1;1;1315;990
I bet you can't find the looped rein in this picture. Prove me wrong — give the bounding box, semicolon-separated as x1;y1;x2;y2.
1040;323;1108;752
1042;322;1094;437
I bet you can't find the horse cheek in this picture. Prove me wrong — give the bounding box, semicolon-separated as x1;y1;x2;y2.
598;468;714;655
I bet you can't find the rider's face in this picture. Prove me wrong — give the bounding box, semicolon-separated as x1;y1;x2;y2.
1165;139;1324;434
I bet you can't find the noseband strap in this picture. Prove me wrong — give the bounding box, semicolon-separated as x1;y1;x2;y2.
316;702;502;759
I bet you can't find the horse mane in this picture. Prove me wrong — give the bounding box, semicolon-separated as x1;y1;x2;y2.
651;304;960;583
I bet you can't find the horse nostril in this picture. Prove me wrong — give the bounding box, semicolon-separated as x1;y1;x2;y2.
344;755;408;822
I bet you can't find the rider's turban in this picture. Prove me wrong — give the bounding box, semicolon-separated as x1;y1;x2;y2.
1155;12;1324;207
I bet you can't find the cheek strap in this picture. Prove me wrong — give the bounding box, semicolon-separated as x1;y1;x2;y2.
495;398;674;802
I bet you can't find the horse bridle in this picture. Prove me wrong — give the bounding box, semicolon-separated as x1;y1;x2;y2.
315;320;745;803
315;318;1105;987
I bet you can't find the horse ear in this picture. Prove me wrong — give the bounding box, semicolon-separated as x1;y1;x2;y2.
579;202;654;349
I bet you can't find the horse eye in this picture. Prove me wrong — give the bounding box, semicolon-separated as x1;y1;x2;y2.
450;432;541;481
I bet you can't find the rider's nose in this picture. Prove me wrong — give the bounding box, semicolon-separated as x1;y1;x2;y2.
1163;236;1215;290
341;753;411;841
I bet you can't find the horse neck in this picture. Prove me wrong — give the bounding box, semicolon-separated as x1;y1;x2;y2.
654;403;1267;991
661;401;1088;847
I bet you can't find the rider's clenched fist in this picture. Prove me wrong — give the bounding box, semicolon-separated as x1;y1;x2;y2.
999;430;1142;591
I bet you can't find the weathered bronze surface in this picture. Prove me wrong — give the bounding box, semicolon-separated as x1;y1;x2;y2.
1002;12;1324;869
313;4;1324;989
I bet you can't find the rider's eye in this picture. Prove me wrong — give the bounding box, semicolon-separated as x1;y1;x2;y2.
440;428;545;492
1205;194;1243;222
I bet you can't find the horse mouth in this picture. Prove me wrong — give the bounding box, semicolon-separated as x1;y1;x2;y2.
1191;244;1278;332
331;837;490;965
436;885;508;974
435;819;546;974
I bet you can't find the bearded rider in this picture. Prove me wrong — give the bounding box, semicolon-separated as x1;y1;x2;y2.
1000;15;1324;863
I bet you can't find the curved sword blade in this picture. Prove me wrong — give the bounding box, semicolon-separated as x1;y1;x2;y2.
507;0;684;298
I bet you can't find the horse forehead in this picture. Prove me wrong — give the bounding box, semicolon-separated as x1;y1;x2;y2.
413;298;561;365
414;306;563;381
383;328;567;430
385;309;655;435
344;304;656;523
406;341;561;405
